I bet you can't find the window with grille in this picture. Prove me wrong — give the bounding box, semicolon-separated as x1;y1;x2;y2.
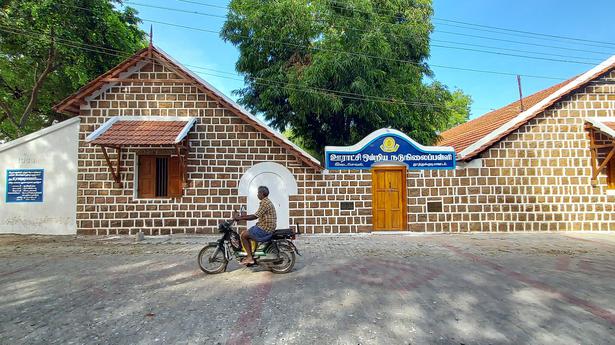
138;155;183;198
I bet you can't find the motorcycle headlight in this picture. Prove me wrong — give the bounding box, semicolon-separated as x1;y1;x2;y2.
218;221;230;233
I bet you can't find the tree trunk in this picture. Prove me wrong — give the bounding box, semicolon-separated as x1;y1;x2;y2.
18;42;57;128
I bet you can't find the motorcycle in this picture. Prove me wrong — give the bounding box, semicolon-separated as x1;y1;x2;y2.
197;215;300;274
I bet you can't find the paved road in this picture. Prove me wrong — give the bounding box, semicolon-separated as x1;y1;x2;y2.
1;233;614;345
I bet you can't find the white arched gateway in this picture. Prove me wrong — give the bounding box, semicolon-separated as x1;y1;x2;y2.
238;162;298;230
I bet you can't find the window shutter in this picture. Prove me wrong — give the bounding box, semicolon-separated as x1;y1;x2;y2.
609;159;615;190
168;156;183;197
138;156;156;198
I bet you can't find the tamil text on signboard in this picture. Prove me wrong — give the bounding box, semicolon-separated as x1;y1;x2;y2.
6;169;44;203
325;129;456;170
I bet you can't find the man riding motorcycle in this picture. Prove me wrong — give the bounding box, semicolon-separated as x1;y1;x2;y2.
233;186;277;265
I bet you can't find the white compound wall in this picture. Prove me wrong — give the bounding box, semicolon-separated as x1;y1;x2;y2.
0;118;80;235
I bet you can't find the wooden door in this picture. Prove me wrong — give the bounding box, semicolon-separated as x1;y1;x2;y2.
372;166;407;231
168;156;183;197
138;156;156;198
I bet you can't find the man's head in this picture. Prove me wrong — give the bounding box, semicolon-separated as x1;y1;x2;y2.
257;186;269;200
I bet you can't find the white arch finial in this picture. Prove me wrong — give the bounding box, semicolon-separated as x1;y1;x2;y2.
239;162;298;196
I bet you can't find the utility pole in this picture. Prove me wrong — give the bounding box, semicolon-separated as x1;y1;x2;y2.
148;25;153;58
517;75;525;112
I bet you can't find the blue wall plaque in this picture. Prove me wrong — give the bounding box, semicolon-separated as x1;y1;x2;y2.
324;129;456;170
6;169;44;203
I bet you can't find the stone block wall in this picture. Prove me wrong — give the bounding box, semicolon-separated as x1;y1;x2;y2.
76;61;372;235
77;59;615;235
294;170;373;233
407;70;615;232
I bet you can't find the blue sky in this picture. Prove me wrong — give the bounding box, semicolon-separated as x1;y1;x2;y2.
122;0;615;120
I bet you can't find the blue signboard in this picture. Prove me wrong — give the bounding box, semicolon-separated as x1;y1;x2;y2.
6;169;44;203
325;129;456;170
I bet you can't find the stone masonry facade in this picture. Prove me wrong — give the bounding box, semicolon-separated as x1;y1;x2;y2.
76;61;372;235
409;70;615;232
76;59;615;235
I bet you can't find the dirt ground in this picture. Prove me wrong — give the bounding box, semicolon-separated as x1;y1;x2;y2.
1;232;614;345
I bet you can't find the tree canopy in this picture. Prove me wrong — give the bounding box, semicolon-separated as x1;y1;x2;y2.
443;89;472;131
0;0;146;140
222;0;471;156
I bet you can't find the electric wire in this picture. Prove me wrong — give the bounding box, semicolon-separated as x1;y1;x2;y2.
182;0;611;56
149;0;612;59
0;24;491;111
174;0;615;51
121;1;601;65
54;2;594;78
429;39;601;62
4;1;600;117
141;17;597;67
324;0;615;48
433;30;612;56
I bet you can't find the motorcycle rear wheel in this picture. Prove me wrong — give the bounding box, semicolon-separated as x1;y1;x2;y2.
269;244;295;274
198;244;228;274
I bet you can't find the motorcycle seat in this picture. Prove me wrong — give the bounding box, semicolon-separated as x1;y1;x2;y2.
271;228;294;239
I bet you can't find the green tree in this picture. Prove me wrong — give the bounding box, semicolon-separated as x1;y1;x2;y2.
0;0;146;140
222;0;471;155
282;127;320;159
441;88;472;131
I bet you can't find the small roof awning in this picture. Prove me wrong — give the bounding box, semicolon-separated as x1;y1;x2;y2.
86;116;196;146
584;117;615;184
85;116;195;187
585;117;615;139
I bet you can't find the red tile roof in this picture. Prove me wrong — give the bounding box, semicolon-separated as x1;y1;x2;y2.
584;118;615;139
439;56;615;161
54;48;151;115
90;120;189;146
604;122;615;132
438;78;574;156
53;46;322;169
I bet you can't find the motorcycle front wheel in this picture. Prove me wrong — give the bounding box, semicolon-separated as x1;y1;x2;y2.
198;244;228;274
269;243;296;274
